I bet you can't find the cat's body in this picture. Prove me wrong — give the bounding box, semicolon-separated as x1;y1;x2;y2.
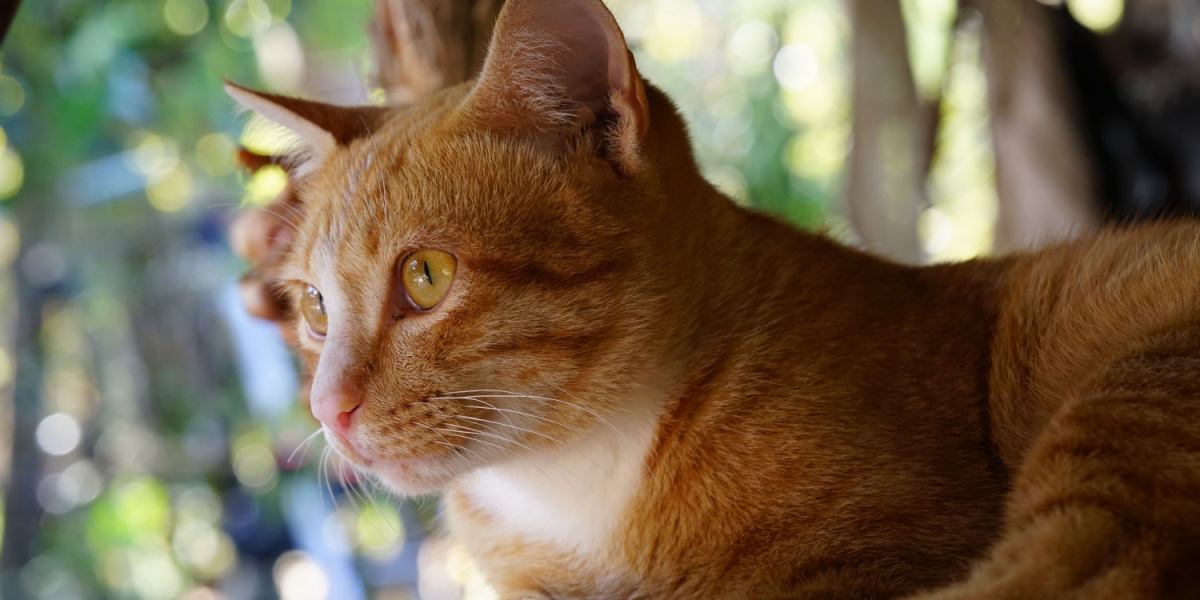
226;0;1200;597
435;187;1010;598
441;203;1200;599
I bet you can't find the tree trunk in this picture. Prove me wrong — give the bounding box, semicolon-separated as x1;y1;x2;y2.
370;0;504;103
845;0;927;264
975;0;1097;252
0;218;48;598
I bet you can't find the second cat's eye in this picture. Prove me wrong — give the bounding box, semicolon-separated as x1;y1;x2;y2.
301;284;328;338
401;249;457;310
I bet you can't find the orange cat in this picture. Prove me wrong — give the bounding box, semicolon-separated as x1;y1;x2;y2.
227;0;1200;597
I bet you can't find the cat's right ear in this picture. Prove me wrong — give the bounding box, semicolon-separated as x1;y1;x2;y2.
461;0;650;173
224;82;388;173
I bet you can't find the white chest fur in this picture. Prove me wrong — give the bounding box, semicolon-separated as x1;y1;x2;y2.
458;406;659;559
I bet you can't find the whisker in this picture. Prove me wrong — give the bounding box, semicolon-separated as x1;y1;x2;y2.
254;205;304;233
437;424;515;453
443;389;626;441
428;397;584;435
454;395;517;428
441;423;588;484
320;446;338;510
440;422;539;455
363;485;399;537
411;422;467;454
455;414;562;445
347;470;373;512
287;428;324;465
317;446;328;508
330;449;361;510
432;428;553;480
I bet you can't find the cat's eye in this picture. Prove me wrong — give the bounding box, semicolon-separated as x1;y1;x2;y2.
401;249;457;310
301;284;328;338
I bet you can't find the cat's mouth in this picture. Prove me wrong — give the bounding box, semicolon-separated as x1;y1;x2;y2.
321;425;463;494
322;427;374;466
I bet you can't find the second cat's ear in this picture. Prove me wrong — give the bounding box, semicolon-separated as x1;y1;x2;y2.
225;82;388;172
462;0;650;172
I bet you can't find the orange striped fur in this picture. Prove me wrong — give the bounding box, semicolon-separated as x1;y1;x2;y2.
227;0;1200;597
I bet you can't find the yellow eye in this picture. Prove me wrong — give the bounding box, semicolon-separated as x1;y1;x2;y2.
401;249;456;310
300;284;328;337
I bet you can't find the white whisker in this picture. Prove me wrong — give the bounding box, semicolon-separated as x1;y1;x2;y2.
442;389;626;441
427;397;584;435
441;421;539;455
287;428;324;465
455;414;562;445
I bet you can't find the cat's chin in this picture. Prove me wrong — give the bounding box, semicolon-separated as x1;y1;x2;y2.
323;429;467;495
369;459;461;496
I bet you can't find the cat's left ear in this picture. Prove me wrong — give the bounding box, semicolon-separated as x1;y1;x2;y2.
224;82;388;173
463;0;650;173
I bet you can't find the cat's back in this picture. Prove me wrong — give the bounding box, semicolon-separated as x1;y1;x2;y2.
989;220;1200;467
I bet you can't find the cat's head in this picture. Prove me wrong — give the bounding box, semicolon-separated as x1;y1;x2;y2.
228;0;707;493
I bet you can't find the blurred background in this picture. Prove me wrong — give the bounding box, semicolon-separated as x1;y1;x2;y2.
0;0;1186;598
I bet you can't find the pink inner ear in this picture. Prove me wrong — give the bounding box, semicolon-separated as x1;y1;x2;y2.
470;0;646;138
547;9;621;121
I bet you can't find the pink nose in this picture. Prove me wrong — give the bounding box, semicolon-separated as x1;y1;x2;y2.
312;385;362;432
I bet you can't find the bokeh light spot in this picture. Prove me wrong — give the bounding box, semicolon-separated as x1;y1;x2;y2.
112;477;172;536
643;0;704;62
774;43;819;91
172;517;236;578
0;213;20;269
147;164;194;212
728;21;777;73
273;550;330;600
919;206;955;255
255;23;305;92
36;413;82;456
225;0;274;38
0;147;25;200
0;348;12;389
127;131;180;179
19;554;83;600
355;502;404;560
265;0;292;19
61;460;104;506
195;133;236;177
163;0;210;36
244;164;288;206
0;75;26;116
129;547;185;600
232;428;278;491
1068;0;1123;33
175;485;223;524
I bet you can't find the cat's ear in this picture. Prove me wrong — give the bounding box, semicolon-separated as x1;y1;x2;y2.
463;0;649;172
224;82;388;171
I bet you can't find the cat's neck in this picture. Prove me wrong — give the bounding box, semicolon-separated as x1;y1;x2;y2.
635;86;861;363
453;386;662;560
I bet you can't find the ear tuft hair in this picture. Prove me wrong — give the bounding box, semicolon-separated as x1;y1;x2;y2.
224;82;389;172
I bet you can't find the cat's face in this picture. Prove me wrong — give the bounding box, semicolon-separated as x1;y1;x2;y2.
232;0;681;493
286;112;666;493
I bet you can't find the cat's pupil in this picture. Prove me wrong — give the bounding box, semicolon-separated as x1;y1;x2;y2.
311;287;325;312
423;261;433;285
